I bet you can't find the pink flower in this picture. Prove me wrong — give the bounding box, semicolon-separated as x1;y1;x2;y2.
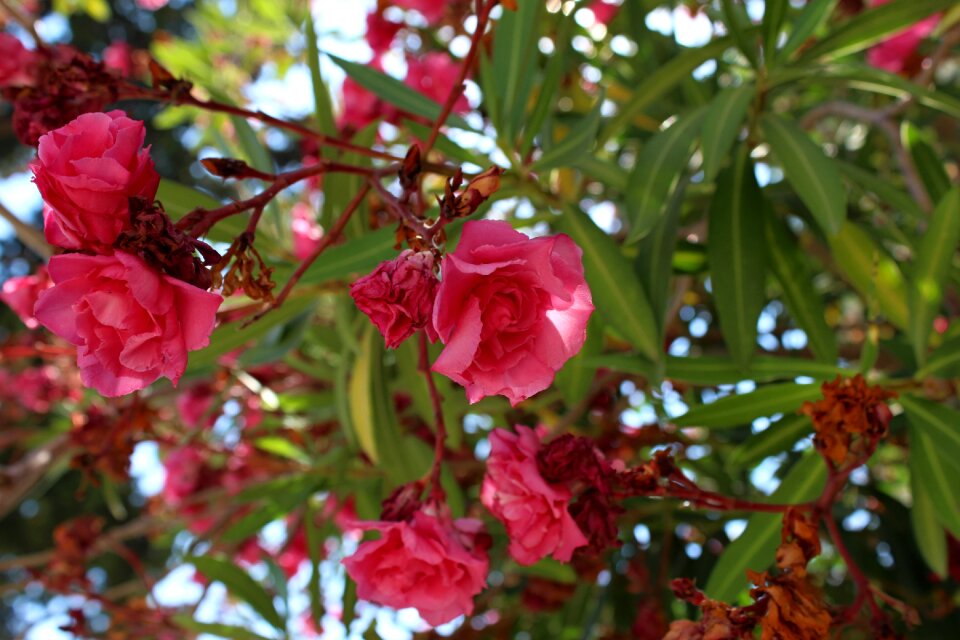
136;0;169;9
366;11;402;55
176;383;218;428
588;0;620;26
393;0;446;24
482;426;588;565
162;447;208;504
0;266;51;329
342;508;489;626
34;252;222;397
102;41;134;78
350;250;439;349
432;220;594;405
0;33;39;88
31;111;159;251
405;53;469;113
866;0;939;74
291;202;323;260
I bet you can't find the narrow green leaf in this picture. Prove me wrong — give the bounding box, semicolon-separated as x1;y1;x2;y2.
838;160;924;220
555;206;660;362
899;394;960;470
327;54;472;131
348;325;432;485
254;436;312;465
829;222;909;330
761;113;846;236
637;180;684;338
916;334;960;379
910;188;960;364
531;97;604;172
157;180;246;245
626;107;707;242
762;0;789;60
674;383;822;429
705;454;826;601
555;316;603;405
764;211;837;363
188;556;285;630
910;469;949;579
778;0;837;62
800;0;954;62
230;116;274;174
173;615;275;640
701;84;754;183
222;479;320;544
727;415;813;468
187;296;317;373
721;0;760;68
513;558;578;584
908;424;960;538
585;354;842;385
902;122;952;205
304;13;337;138
601;37;735;143
707;146;767;369
294;227;397;286
520;14;571;157
491;0;542;142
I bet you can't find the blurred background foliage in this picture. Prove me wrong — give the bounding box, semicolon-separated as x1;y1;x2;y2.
2;0;960;638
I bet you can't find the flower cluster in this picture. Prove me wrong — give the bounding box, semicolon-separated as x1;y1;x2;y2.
29;111;222;396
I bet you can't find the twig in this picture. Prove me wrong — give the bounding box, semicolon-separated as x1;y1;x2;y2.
420;0;496;156
801;100;932;212
244;183;371;325
418;331;447;501
0;0;42;46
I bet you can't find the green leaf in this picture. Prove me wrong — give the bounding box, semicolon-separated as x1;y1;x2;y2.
778;0;837;62
531;96;604;172
916;334;960;379
223;478;320;543
294;227;397;286
173;615;275;640
727;415;813;468
707;146;767;370
555;316;603;405
705;454;826;601
327;54;472;131
910;188;960;364
625;107;707;242
188;555;285;630
764;211;837;363
637;180;684;338
674;383;822;429
899;395;960;472
555;206;660;363
304;12;337;138
828;222;909;330
910;469;949;579
721;0;760;68
762;0;789;60
701;84;754;183
908;423;960;538
254;436;312;465
587;355;843;386
761;113;846;236
513;558;578;584
347;325;432;485
520;14;571;157
601;37;736;143
491;0;542;142
902;122;952;205
838;160;925;220
186;296;317;373
800;0;955;62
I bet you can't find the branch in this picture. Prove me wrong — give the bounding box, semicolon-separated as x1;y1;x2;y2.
801;100;932;212
0;0;41;46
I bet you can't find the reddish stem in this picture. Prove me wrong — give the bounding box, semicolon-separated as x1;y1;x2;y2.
824;513;888;624
420;0;497;156
179;160;384;237
418;330;447;501
243;183;371;325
